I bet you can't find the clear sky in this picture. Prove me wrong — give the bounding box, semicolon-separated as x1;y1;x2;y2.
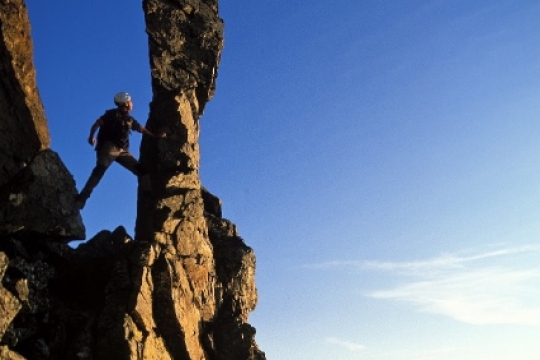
26;1;540;359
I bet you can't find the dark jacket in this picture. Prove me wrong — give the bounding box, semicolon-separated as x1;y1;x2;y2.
96;109;142;151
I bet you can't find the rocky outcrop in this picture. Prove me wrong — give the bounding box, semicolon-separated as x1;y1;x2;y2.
0;0;265;359
0;149;85;240
0;0;50;187
0;0;84;240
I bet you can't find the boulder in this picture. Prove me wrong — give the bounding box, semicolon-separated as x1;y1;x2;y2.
0;150;85;241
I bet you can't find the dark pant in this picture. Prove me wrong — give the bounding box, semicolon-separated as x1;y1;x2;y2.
78;141;149;201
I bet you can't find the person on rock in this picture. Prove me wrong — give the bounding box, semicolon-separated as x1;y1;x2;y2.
75;92;165;209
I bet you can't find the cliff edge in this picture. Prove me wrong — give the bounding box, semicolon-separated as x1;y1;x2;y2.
0;1;266;359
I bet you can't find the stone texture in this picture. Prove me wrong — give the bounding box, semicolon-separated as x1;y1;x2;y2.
0;0;50;187
0;0;265;359
0;149;85;241
0;252;22;340
207;214;266;360
131;0;264;357
0;0;84;241
0;346;26;360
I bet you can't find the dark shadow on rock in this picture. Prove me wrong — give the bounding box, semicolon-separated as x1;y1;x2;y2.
151;253;190;358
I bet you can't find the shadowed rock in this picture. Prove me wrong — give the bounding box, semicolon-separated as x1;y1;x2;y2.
0;0;49;187
0;150;85;241
0;0;84;241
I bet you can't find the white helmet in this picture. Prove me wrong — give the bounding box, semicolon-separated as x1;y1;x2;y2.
113;92;131;105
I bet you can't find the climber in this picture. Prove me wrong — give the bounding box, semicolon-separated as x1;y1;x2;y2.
75;92;165;209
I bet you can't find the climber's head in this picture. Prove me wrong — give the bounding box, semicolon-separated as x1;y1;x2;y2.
113;92;133;113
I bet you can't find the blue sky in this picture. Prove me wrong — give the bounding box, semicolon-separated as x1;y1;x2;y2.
26;0;540;359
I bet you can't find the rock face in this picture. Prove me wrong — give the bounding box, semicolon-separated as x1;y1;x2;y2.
0;0;49;187
0;149;85;240
0;0;84;240
0;1;265;359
